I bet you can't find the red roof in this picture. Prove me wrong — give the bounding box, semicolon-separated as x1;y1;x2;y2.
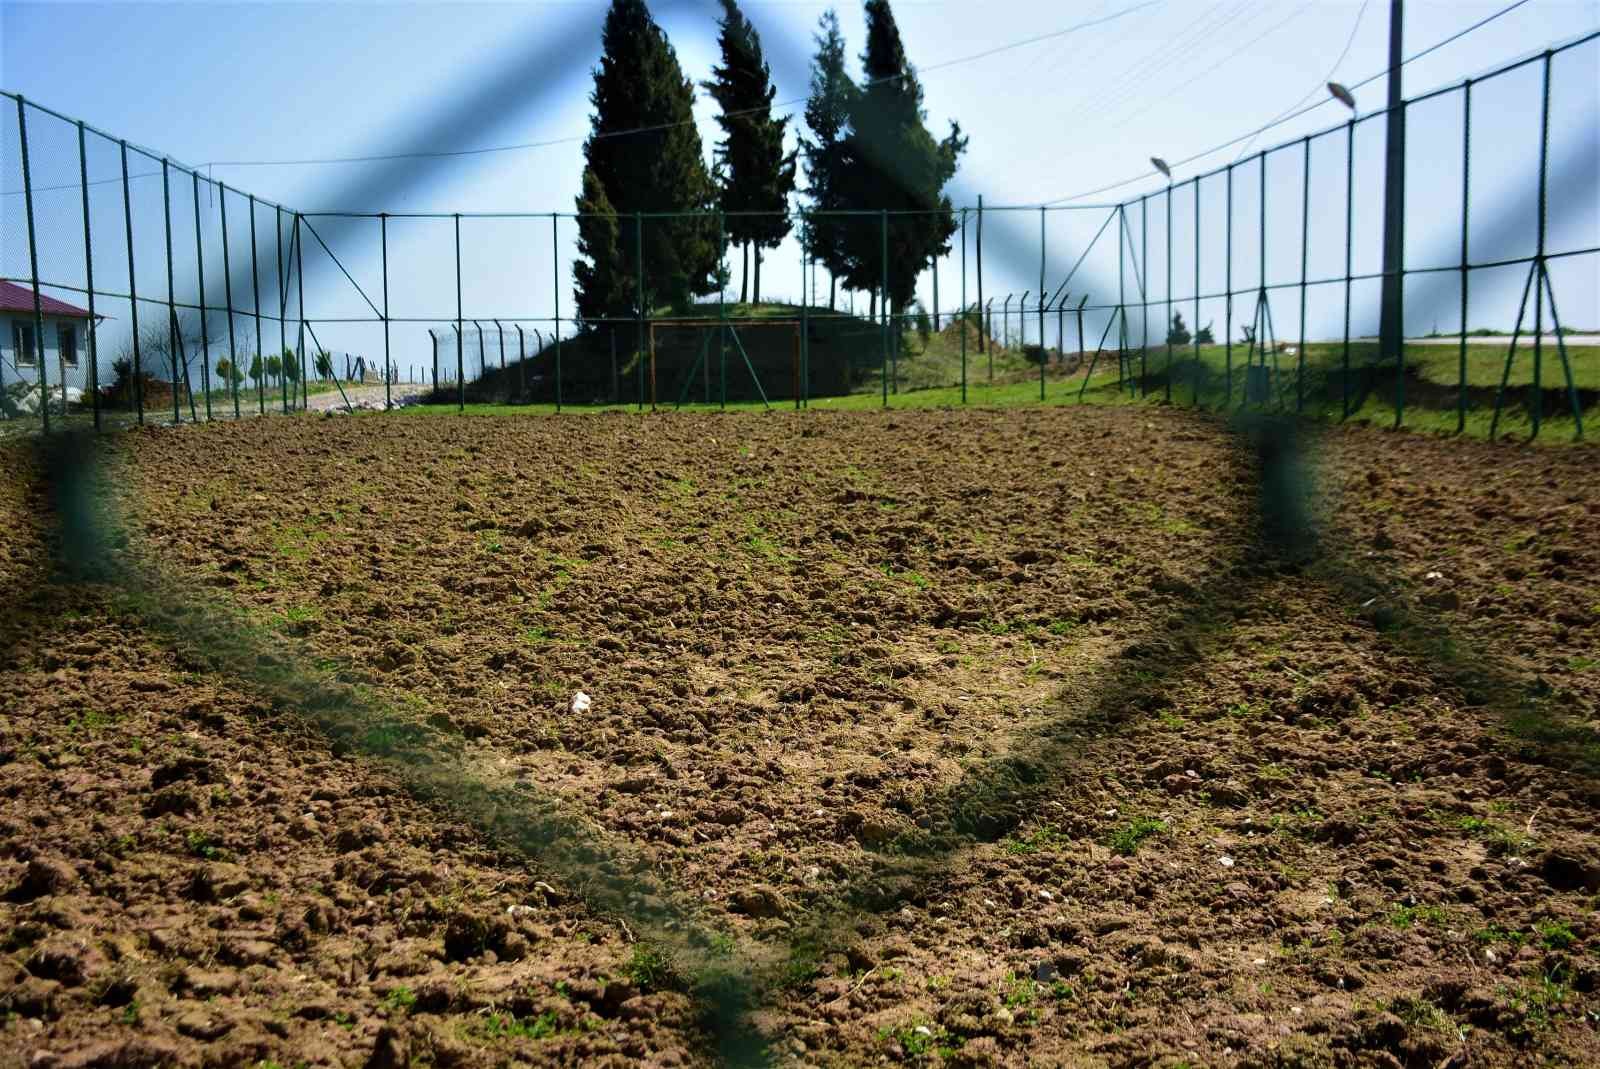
0;281;93;319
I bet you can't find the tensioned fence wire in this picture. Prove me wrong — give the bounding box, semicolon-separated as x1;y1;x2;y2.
3;27;1599;1068
5;31;1596;436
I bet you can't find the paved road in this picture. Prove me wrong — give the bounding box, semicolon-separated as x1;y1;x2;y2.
304;383;431;411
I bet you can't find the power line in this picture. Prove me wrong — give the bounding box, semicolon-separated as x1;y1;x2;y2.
1231;0;1372;162
198;0;1168;170
1095;0;1320;136
1043;0;1538;204
1052;0;1263;135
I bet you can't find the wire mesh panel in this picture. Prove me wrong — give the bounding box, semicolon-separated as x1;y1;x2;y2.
0;28;1595;438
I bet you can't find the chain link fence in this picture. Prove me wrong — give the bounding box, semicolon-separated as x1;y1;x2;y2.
3;31;1596;437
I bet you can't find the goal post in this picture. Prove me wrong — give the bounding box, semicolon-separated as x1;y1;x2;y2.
647;318;802;411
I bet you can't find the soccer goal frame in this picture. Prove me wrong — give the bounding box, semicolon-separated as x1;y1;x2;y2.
647;318;802;411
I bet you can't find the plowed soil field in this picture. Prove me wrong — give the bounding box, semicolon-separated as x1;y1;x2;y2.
2;406;1596;1069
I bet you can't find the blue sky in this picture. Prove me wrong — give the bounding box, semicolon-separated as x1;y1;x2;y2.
3;0;1597;378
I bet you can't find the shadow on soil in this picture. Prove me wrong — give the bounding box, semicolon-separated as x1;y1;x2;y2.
11;414;1595;1066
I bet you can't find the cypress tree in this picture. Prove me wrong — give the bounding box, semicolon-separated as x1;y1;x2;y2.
800;9;854;310
573;168;628;325
837;0;966;316
575;0;718;321
702;0;795;305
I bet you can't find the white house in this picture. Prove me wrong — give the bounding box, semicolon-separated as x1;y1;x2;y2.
1;281;98;402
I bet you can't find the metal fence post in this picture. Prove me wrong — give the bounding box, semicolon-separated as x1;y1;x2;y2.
296;213;308;410
1117;205;1127;389
76;121;101;431
1456;82;1471;435
427;330;438;394
1297;137;1310;415
636;211;646;413
219;184;239;419
1225;165;1234;406
1393;100;1408;430
976;194;985;357
473;319;485;382
494;320;505;401
553;213;563;413
1038;207;1046;402
960;207;968;404
119;141;145;423
15;97;50;433
1193;177;1202;407
880;209;889;408
1258;151;1268;408
798;213;808;410
161;158;182;424
1164;180;1173;404
1531;53;1553;438
717;212;725;410
192;172;213;421
454;214;464;411
1342;121;1353;420
1140;195;1149;394
516;324;525;402
276;206;287;414
381;214;392;410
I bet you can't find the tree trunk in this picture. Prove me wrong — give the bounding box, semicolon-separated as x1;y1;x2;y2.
740;242;749;304
829;271;836;311
868;289;876;319
753;246;762;305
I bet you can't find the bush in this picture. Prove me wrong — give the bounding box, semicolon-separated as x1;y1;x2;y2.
1166;312;1192;346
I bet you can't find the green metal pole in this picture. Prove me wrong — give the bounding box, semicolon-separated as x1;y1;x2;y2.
162;158;181;424
192;172;213;421
15;97;49;433
718;212;726;410
382;214;392;410
242;198;261;413
455;214;464;412
1226;166;1234;407
1140;195;1149;394
880;209;889;408
1194;177;1202;407
277;206;287;414
1342;122;1353;420
75;121;101;431
637;212;646;412
798;212;808;410
1164;181;1173;404
1456;84;1470;434
296;214;308;411
976;194;985;358
553;213;563;413
1039;207;1046;402
1120;202;1132;390
1392;102;1407;429
1297;137;1310;415
121;141;145;424
219;183;239;419
1531;52;1551;439
960;207;968;405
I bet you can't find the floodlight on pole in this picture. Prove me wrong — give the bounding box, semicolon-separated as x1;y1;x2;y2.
1328;82;1357;111
1151;157;1172;181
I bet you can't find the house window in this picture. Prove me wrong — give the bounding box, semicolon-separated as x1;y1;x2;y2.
59;325;79;367
13;323;35;366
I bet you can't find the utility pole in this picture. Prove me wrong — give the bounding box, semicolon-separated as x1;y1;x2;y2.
1378;0;1406;366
